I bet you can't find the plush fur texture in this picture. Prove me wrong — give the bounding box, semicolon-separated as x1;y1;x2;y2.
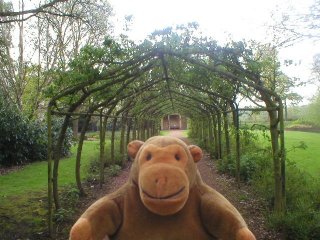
70;136;256;240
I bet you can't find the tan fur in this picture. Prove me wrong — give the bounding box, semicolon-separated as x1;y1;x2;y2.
70;136;256;240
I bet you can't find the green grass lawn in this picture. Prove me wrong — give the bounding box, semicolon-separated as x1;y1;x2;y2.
0;140;102;238
160;130;188;137
285;131;320;179
0;140;100;198
159;129;317;180
254;130;320;179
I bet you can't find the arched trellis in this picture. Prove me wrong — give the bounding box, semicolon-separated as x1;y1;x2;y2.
46;43;286;235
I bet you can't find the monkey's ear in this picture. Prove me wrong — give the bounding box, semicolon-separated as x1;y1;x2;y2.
188;145;203;163
128;140;144;159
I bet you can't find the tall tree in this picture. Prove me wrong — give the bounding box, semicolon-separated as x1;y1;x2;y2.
0;0;113;119
0;0;27;110
0;0;68;23
312;53;320;83
271;0;320;46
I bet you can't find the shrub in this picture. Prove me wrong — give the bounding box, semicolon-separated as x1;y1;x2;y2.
0;98;44;166
106;164;122;177
87;158;121;183
265;162;320;240
105;139;126;167
0;96;73;166
250;151;320;239
49;118;74;158
216;128;320;239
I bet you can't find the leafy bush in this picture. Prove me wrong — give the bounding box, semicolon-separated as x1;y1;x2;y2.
265;163;320;240
87;158;122;183
106;164;121;177
105;139;126;167
0;96;73;166
49;118;74;158
216;128;320;239
243;138;320;239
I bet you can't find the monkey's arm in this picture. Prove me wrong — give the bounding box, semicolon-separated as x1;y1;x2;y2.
200;188;256;240
70;196;122;240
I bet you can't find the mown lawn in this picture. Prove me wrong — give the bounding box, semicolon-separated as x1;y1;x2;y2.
0;140;101;238
254;130;320;179
285;131;320;179
160;130;188;137
0;140;100;198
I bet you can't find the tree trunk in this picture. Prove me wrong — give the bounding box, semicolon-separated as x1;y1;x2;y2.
111;117;117;165
223;112;231;162
47;105;53;237
278;103;286;211
75;115;91;196
72;108;79;139
17;0;25;110
99;113;108;188
212;115;219;159
53;115;71;210
141;121;146;141
208;116;214;156
232;105;240;188
146;121;151;139
269;109;284;213
126;118;132;149
217;113;222;159
132;119;137;140
120;117;126;155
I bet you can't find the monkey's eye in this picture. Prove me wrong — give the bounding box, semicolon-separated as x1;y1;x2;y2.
146;153;152;161
175;154;180;161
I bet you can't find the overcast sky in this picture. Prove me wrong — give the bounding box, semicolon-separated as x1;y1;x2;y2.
108;0;319;104
108;0;315;42
12;0;320;103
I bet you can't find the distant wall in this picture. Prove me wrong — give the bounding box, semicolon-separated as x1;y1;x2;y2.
161;114;187;130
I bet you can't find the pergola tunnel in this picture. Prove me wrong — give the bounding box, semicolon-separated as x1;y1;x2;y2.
46;43;286;235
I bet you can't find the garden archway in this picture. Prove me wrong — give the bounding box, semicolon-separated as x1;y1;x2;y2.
46;32;286;235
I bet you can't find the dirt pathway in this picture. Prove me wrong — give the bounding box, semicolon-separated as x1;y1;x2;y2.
66;132;280;239
169;130;281;239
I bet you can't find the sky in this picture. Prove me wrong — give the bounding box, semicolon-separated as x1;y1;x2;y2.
108;0;319;104
11;0;320;104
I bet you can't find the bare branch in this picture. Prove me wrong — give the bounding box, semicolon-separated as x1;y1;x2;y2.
0;0;68;17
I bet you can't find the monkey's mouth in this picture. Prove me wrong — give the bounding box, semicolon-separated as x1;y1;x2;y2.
142;186;185;200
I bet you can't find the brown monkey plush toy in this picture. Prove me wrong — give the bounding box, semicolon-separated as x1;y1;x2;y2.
70;136;256;240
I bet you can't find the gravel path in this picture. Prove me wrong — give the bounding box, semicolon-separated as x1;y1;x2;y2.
65;131;281;239
168;130;281;239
